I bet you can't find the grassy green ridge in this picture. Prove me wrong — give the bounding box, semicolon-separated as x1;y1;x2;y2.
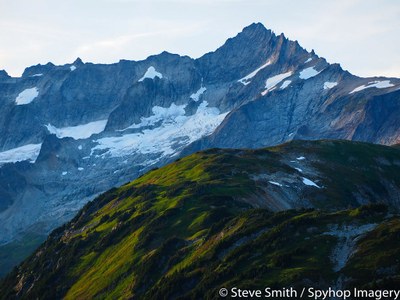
0;140;400;299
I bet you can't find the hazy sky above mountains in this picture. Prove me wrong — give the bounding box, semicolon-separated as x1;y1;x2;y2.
1;0;399;77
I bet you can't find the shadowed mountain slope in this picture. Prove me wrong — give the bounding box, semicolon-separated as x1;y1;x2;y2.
1;140;400;299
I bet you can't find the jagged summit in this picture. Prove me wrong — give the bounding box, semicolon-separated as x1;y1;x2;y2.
240;21;272;36
11;23;309;81
72;57;84;66
21;62;55;77
0;70;10;79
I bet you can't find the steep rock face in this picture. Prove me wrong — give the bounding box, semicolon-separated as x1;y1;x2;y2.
105;54;200;131
197;23;277;84
352;89;400;144
183;64;399;154
0;23;399;272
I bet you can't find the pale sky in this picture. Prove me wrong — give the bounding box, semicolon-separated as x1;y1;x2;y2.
0;0;399;78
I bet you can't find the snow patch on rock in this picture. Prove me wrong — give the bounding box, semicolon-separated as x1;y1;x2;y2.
349;80;394;94
190;86;207;102
238;60;271;85
324;81;338;90
299;67;321;80
0;143;42;166
261;71;292;95
302;177;321;188
15;87;39;105
138;66;163;82
280;80;291;89
45;120;108;140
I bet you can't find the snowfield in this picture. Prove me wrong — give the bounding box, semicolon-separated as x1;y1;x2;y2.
92;101;228;159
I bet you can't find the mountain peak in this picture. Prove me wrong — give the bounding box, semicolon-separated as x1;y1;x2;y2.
0;70;10;79
73;57;84;66
242;22;267;31
197;23;276;83
240;22;273;39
